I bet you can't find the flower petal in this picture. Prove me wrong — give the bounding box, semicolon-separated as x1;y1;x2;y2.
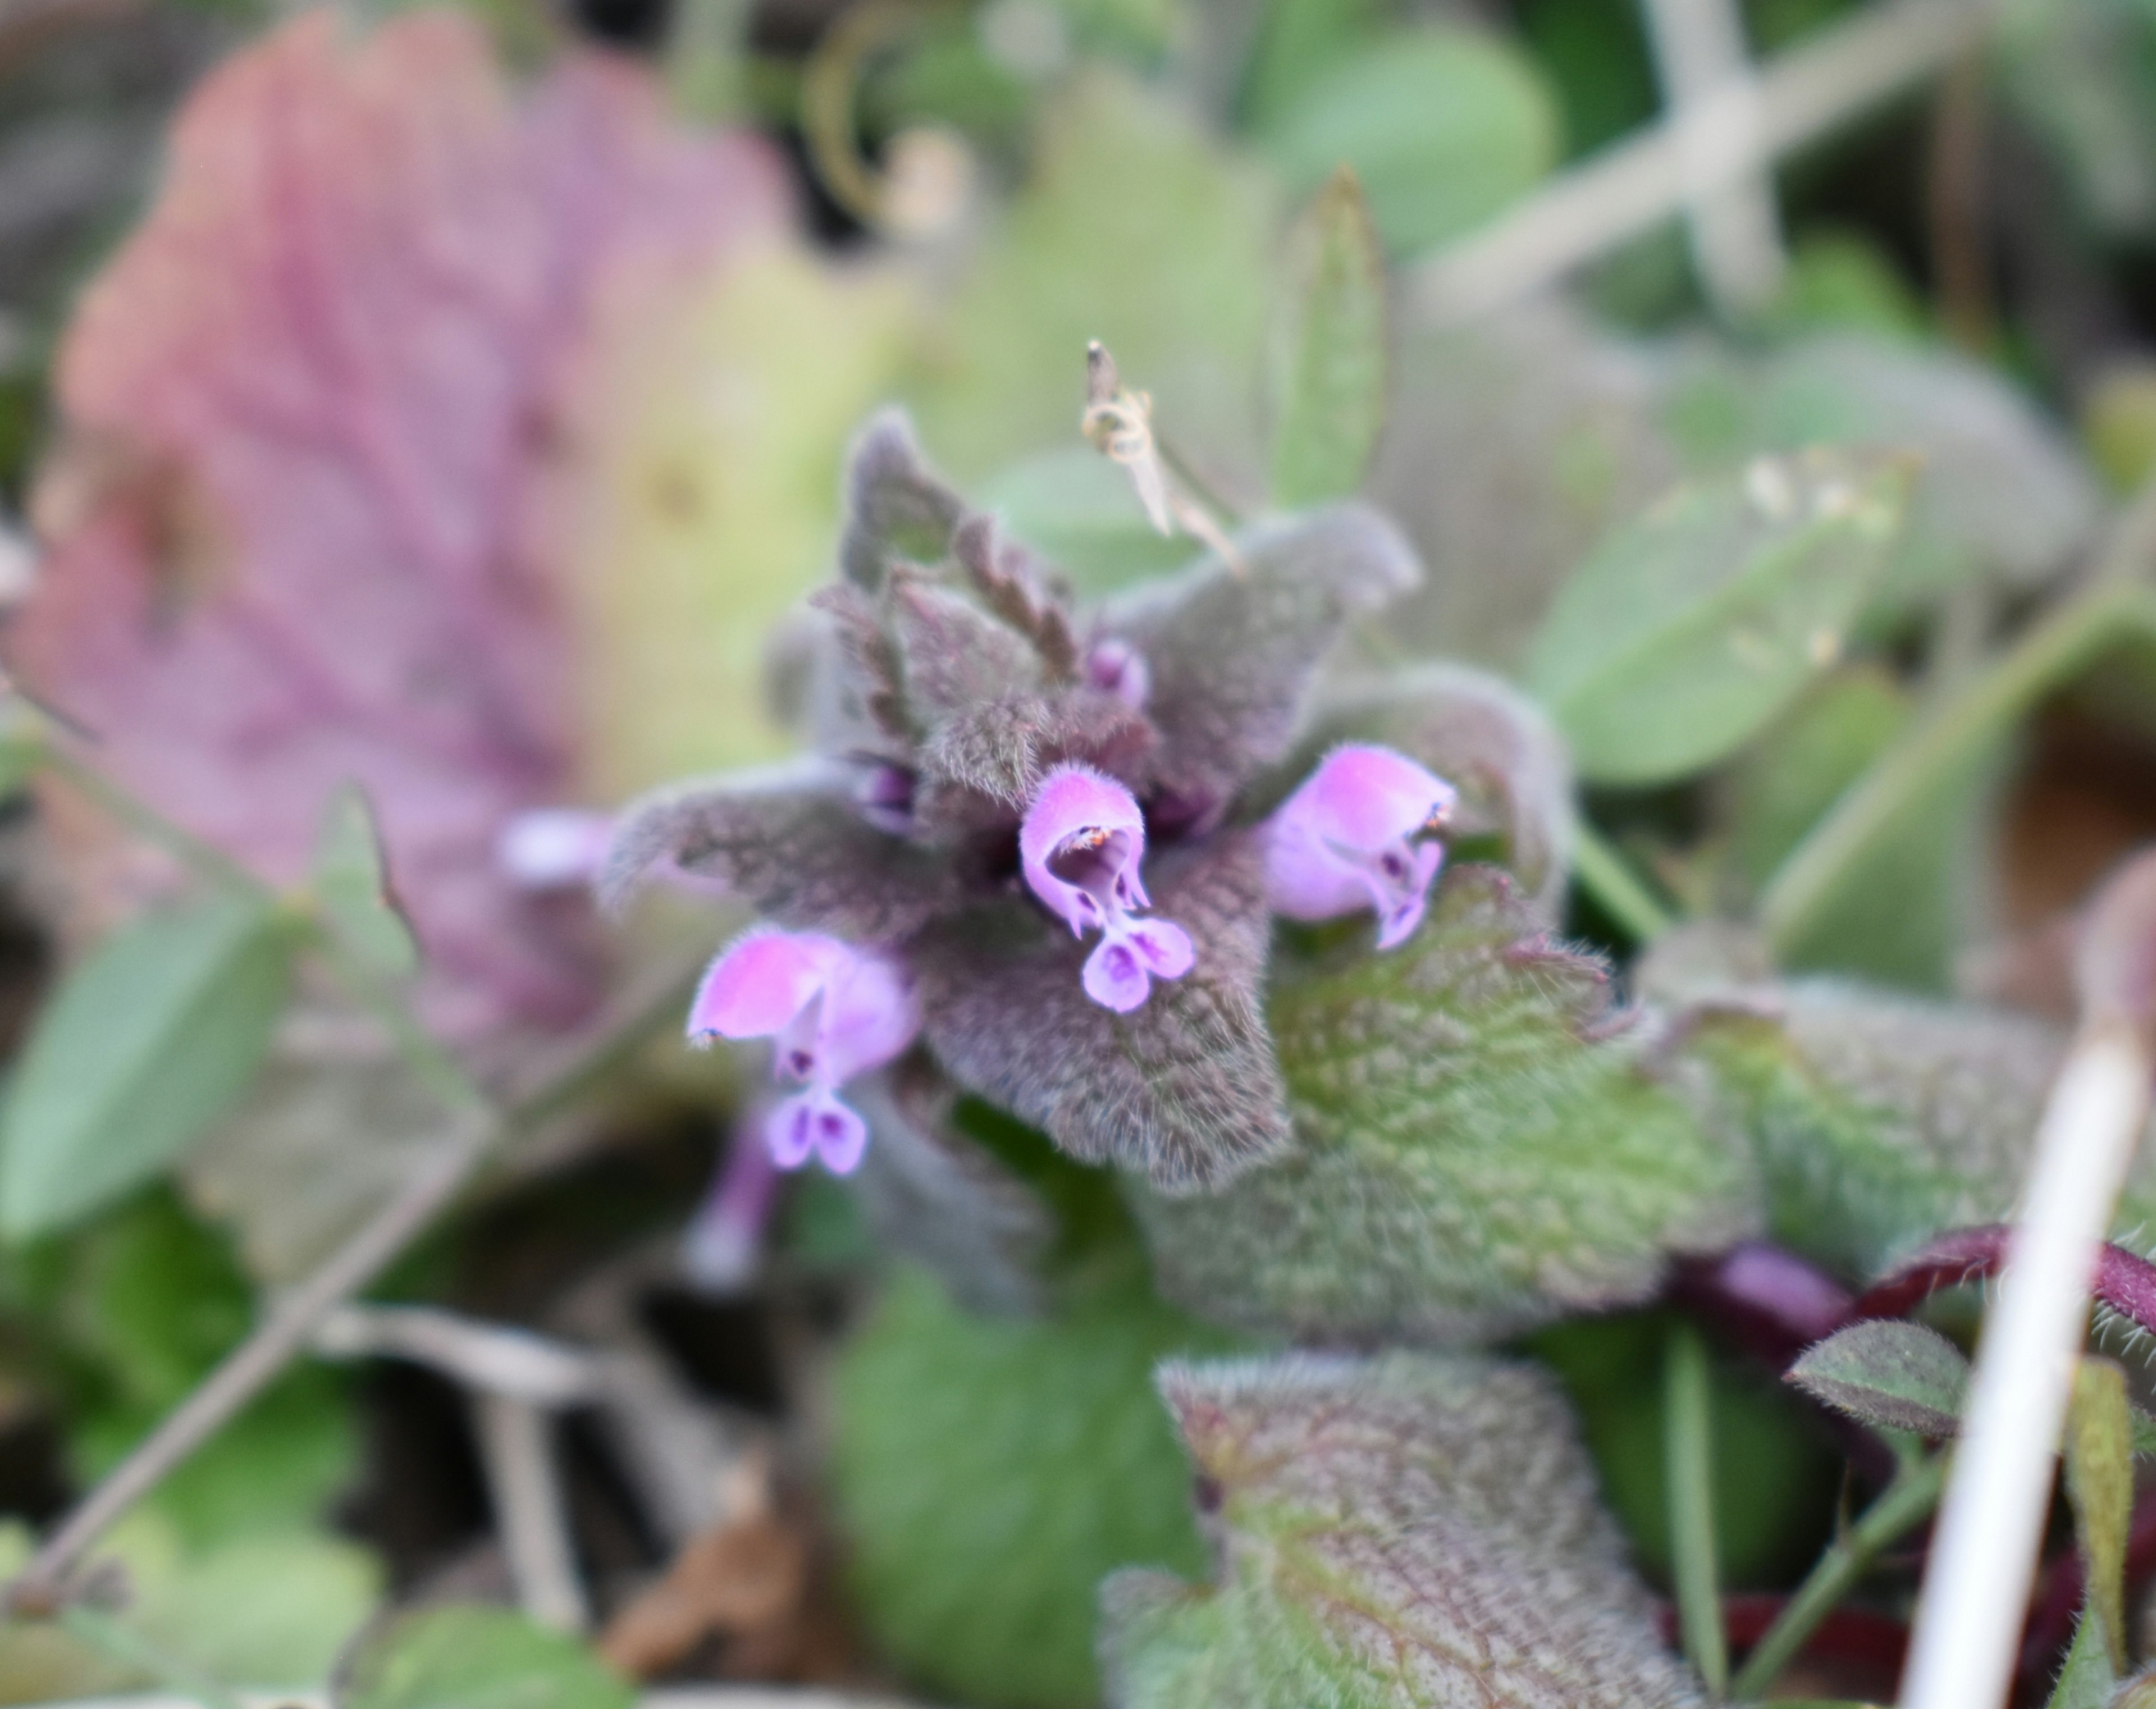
1020;764;1149;934
766;1091;823;1169
687;929;851;1044
682;1136;777;1294
1082;934;1156;1013
1126;916;1195;979
1289;743;1458;851
812;1094;871;1175
818;948;922;1084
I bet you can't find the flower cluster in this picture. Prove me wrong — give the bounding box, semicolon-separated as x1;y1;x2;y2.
602;410;1497;1208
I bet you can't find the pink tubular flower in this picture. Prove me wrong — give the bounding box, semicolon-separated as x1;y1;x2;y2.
1266;744;1459;951
687;930;920;1175
1020;765;1194;1013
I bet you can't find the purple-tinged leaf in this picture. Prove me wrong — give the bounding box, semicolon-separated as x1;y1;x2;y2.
838;408;967;592
1785;1319;1968;1438
810;583;913;750
1098;504;1420;820
953;513;1081;683
15;12;787;1043
916;688;1155;821
913;830;1289;1194
848;1058;1050;1316
599;765;956;942
886;573;1043;721
1135;868;1754;1341
1102;1354;1710;1709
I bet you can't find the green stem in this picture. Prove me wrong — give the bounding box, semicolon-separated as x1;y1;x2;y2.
1572;820;1677;943
60;1606;246;1709
1730;1451;1950;1701
1760;573;2156;956
1666;1324;1729;1696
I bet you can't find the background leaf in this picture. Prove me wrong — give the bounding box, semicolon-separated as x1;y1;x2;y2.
1269;167;1386;508
1102;1353;1709;1709
1526;450;1912;785
0;893;291;1239
2065;1358;2134;1673
1254;24;1561;258
312;784;419;982
830;1252;1232;1709
336;1605;632;1709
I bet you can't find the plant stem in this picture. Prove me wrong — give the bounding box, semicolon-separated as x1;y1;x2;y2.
1899;1022;2155;1709
1666;1323;1729;1695
60;1606;247;1709
1572;820;1677;943
1730;1450;1948;1700
1761;561;2156;957
299;918;486;1118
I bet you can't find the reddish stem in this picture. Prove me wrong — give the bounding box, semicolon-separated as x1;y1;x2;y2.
1851;1224;2156;1333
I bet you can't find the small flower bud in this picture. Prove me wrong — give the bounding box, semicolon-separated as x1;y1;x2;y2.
1266;744;1458;950
1085;637;1150;710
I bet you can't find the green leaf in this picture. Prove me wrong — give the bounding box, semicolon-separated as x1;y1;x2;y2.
1100;1354;1710;1709
1785;1320;1968;1439
1134;867;1755;1343
312;784;419;981
1256;24;1561;258
0;892;291;1238
1678;986;2156;1278
1526;449;1913;785
335;1606;631;1709
830;1254;1232;1709
2067;1359;2135;1674
2047;1602;2118;1709
1269;167;1387;508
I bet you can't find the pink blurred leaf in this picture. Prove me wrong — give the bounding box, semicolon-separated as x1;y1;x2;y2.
13;10;787;1043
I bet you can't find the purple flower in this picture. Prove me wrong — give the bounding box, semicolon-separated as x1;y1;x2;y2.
1266;744;1458;950
683;1132;778;1293
1020;764;1194;1013
687;929;920;1174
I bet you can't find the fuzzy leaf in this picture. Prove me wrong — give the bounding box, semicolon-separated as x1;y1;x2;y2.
886;573;1043;723
838;408;967;591
1135;869;1755;1342
0;893;292;1239
312;784;419;983
2068;1358;2135;1674
915;831;1289;1194
16;13;782;1041
832;1256;1229;1709
1527;451;1912;785
1269;167;1387;508
1102;1353;1708;1709
336;1605;631;1709
1680;985;2156;1278
917;688;1156;819
1102;504;1420;817
599;766;955;942
849;1061;1050;1316
1785;1320;1968;1438
1292;662;1574;920
2049;1605;2118;1709
953;513;1082;681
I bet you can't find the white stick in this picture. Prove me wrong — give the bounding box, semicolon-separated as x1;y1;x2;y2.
472;1392;590;1635
1641;0;1787;315
1899;1023;2154;1709
1410;0;1992;326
